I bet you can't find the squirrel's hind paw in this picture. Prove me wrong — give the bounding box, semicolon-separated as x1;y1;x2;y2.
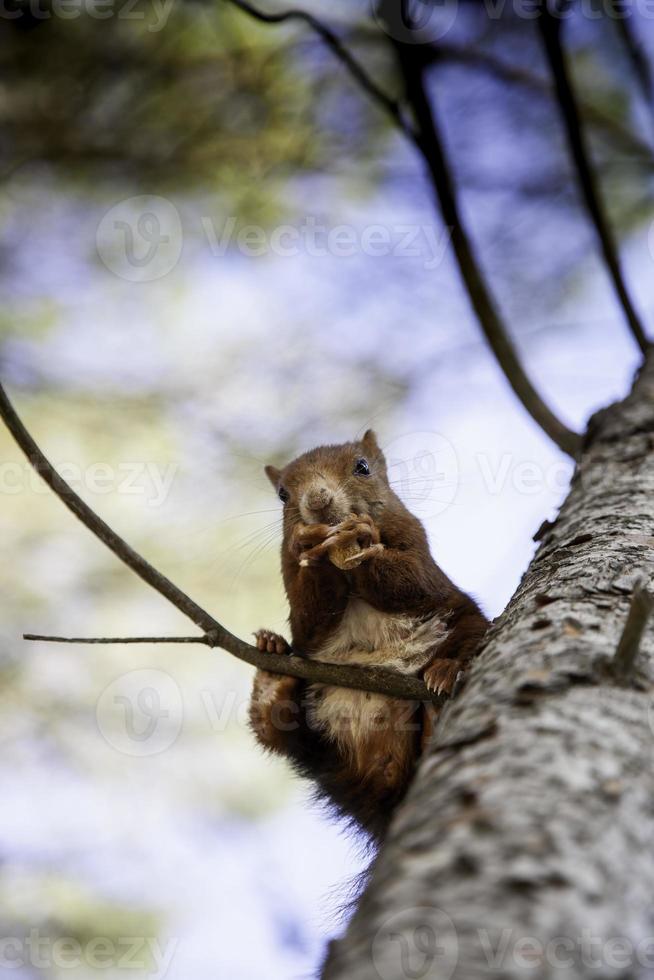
253;629;291;655
423;658;464;697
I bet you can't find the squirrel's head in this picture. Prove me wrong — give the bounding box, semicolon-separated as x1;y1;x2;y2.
265;430;390;526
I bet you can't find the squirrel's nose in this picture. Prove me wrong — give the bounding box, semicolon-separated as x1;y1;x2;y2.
305;487;333;513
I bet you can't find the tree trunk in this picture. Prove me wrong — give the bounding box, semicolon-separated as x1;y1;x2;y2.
323;351;654;980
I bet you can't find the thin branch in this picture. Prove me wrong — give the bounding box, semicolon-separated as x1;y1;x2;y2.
224;0;582;457
538;8;650;356
343;29;654;167
0;384;221;637
24;634;210;644
0;381;439;703
389;40;582;459
223;0;414;139
434;40;654;166
612;579;654;680
614;16;654;137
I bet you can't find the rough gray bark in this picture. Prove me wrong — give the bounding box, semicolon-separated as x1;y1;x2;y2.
324;351;654;980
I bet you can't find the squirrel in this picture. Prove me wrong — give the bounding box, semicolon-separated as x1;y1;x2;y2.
249;429;488;842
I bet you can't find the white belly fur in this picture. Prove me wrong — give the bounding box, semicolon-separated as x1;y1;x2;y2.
306;599;445;753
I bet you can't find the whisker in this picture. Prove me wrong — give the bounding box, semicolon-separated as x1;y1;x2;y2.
230;527;283;587
232;521;283;553
213;508;280;528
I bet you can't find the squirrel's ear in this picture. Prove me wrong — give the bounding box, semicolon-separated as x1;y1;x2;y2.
361;429;386;470
361;429;380;455
264;464;281;488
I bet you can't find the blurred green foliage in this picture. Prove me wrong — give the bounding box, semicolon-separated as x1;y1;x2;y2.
0;1;392;218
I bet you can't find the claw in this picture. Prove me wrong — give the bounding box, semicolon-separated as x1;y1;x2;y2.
423;659;462;698
253;629;290;655
342;543;384;567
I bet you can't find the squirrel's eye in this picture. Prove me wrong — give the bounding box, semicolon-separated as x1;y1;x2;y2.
354;458;370;476
278;486;290;503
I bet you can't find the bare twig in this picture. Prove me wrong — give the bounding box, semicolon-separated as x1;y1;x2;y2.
435;40;654;165
24;634;210;644
0;382;439;702
344;29;654;166
538;8;650;356
390;40;583;459
225;0;582;458
223;0;414;139
612;579;654;681
614;17;654;137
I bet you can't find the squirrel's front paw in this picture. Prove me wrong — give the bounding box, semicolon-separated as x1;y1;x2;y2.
290;523;333;566
327;515;381;569
422;658;464;697
339;542;384;568
253;629;291;655
301;514;381;569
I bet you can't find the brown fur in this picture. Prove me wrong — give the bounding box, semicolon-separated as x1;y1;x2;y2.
249;430;488;842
